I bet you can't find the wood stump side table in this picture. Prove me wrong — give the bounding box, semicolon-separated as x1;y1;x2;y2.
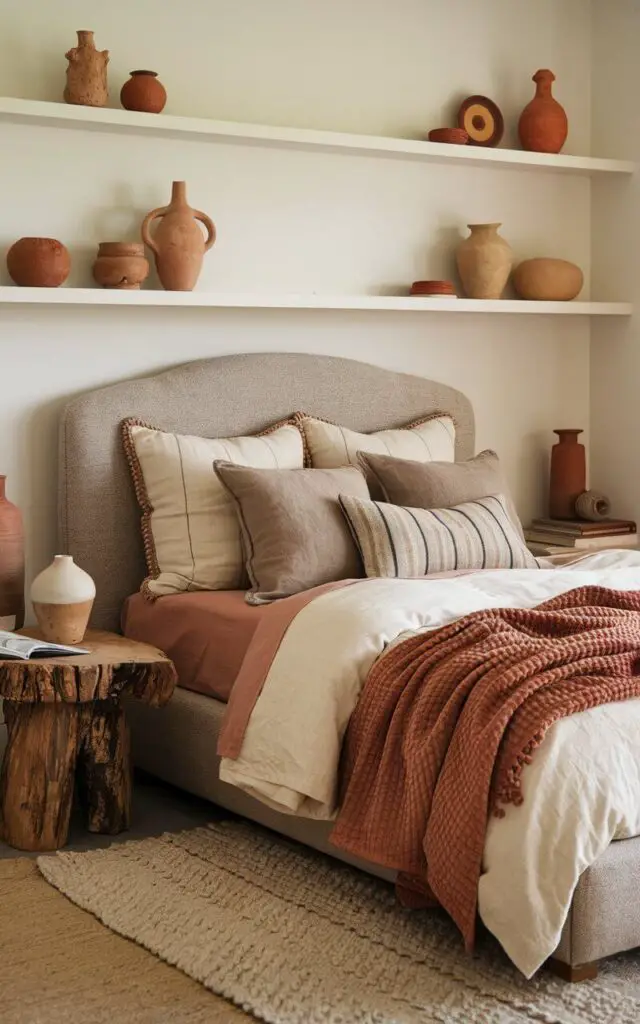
0;630;176;852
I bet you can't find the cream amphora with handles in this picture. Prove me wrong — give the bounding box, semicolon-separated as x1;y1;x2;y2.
141;180;216;291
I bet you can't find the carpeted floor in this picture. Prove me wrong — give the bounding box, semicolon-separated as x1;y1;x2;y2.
36;819;640;1024
0;857;253;1023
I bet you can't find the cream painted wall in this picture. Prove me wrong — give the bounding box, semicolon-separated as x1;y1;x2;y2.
590;0;640;521
0;0;592;590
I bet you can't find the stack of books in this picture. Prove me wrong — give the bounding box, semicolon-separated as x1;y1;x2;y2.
525;518;638;556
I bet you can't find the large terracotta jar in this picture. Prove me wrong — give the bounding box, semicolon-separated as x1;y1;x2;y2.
549;429;586;519
64;30;109;108
141;181;216;291
518;69;568;154
456;223;513;299
0;476;24;630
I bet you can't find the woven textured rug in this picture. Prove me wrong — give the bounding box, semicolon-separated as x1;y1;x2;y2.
38;820;640;1024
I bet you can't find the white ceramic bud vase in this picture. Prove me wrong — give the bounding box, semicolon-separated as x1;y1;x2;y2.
30;555;96;645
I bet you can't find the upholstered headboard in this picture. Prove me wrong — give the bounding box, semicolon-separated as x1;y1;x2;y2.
59;353;475;630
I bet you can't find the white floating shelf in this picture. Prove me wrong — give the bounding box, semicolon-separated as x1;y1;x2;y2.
0;97;634;177
0;288;631;315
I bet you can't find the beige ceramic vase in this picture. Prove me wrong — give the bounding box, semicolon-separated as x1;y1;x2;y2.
30;555;96;645
92;242;150;289
64;30;109;107
456;223;513;299
141;181;216;291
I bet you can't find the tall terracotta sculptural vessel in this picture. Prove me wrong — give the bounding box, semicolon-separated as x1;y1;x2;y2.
549;429;586;519
64;30;109;107
141;181;216;291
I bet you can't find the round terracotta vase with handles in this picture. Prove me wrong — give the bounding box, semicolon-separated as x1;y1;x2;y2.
141;181;216;291
549;429;586;520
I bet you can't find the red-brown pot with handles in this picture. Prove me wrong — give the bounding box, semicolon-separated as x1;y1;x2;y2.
141;181;216;291
549;429;586;519
0;475;24;629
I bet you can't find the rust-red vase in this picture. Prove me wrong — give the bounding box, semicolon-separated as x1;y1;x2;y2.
0;475;25;629
518;69;568;154
549;429;586;520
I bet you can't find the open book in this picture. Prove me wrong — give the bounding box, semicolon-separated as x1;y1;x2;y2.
0;630;89;661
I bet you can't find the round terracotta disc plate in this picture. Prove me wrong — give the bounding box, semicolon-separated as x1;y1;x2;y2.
457;95;504;147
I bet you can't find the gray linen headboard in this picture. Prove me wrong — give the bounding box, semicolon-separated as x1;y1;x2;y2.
59;353;475;630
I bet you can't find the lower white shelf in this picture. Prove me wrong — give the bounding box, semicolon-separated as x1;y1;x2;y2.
0;288;632;315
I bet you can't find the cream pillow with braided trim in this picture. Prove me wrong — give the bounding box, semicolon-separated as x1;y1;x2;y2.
123;418;304;598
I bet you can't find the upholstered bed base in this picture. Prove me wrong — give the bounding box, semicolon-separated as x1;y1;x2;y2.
127;687;640;977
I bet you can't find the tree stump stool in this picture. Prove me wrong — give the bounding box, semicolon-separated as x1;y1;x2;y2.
0;630;176;852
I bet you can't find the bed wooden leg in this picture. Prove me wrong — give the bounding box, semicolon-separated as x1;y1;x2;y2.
547;957;599;982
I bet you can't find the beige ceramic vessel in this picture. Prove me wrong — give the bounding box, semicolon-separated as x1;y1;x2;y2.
30;554;95;645
456;223;513;299
141;181;216;291
64;30;109;107
513;258;583;301
93;242;150;289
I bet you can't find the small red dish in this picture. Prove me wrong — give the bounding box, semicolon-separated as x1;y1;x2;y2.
411;279;457;296
427;127;469;145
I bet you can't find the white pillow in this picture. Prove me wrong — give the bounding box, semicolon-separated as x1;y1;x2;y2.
123;418;304;597
296;413;456;470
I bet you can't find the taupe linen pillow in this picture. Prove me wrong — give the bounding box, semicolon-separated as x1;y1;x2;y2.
357;449;525;539
214;463;370;604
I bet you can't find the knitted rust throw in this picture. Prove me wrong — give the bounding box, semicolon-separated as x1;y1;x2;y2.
330;586;640;951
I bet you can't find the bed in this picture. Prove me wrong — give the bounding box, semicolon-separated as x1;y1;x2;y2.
58;351;640;983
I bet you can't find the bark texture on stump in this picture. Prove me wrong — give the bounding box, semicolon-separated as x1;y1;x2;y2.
1;702;78;852
0;630;176;851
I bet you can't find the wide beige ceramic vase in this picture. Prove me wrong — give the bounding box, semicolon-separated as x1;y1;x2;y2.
30;555;96;645
456;223;513;300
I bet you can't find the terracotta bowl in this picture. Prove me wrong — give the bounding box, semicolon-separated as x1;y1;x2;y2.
512;258;583;301
6;237;71;287
411;279;457;296
427;127;469;145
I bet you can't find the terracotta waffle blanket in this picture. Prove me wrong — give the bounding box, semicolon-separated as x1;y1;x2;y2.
330;585;640;950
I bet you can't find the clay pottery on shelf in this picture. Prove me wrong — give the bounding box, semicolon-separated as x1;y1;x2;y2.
30;555;96;645
456;223;513;299
120;70;167;114
427;127;468;145
518;69;568;154
141;181;216;291
92;242;150;289
457;96;504;147
549;429;586;520
513;258;583;301
0;476;24;630
64;29;109;108
7;238;71;287
410;280;456;297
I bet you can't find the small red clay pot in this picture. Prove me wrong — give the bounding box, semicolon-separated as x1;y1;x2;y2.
120;70;167;114
6;238;71;287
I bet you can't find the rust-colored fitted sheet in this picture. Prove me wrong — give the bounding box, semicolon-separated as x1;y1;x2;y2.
122;591;266;702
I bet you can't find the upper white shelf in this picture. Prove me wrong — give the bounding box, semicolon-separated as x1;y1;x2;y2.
0;97;634;177
0;288;631;315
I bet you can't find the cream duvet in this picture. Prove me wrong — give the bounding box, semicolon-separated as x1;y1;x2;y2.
219;550;640;977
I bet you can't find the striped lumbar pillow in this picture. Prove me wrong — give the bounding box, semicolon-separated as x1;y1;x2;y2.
338;493;538;577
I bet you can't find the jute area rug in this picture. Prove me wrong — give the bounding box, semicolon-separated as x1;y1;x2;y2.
0;857;251;1024
33;820;640;1024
